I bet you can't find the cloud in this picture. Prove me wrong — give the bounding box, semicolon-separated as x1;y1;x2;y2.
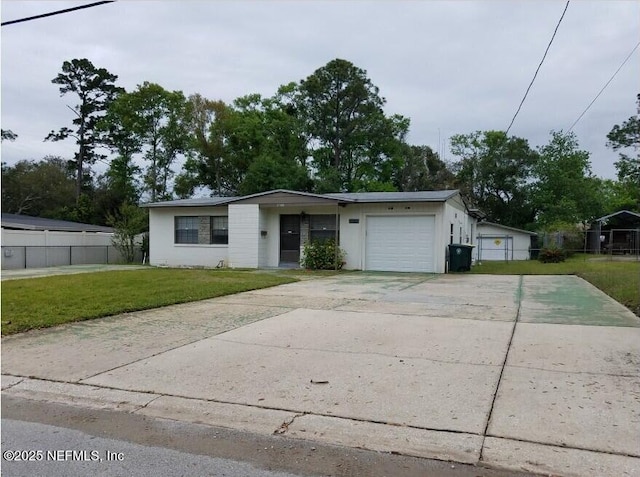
1;0;638;179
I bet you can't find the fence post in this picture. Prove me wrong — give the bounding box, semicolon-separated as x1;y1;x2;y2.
609;229;613;259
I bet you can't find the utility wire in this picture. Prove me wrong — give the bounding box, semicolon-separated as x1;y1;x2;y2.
1;1;115;26
505;1;570;135
567;41;640;132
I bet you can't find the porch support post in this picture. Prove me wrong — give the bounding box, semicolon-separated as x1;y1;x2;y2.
335;203;339;271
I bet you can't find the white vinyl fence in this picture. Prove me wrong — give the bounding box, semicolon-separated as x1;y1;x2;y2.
1;229;142;270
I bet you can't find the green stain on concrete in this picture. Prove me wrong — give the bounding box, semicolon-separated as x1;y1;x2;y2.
520;276;640;327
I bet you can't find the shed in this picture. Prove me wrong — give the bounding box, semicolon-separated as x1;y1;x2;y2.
475;221;537;261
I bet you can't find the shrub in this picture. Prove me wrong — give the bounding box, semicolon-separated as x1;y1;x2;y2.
107;203;148;263
538;247;567;263
300;239;346;270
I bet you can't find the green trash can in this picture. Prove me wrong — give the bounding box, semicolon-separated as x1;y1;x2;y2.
448;244;474;272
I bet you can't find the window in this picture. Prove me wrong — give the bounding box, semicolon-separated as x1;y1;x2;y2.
310;215;339;243
175;216;198;244
174;216;229;244
211;216;228;244
450;223;454;244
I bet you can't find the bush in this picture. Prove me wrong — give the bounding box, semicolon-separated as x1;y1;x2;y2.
106;203;148;263
538;247;567;263
300;239;346;270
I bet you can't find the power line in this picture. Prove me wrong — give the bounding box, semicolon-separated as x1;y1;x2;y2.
1;1;115;27
567;41;640;132
505;1;570;135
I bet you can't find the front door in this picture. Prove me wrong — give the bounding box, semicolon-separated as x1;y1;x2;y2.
280;215;301;263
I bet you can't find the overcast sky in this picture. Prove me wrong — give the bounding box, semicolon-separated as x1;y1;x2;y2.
1;0;639;183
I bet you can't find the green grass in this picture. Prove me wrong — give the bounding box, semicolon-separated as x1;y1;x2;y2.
471;255;640;315
1;269;296;336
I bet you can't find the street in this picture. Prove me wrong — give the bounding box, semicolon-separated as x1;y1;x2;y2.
2;397;533;477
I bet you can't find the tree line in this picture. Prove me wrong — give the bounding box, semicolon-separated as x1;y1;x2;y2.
2;57;638;232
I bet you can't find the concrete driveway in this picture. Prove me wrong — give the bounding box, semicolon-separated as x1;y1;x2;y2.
2;273;639;476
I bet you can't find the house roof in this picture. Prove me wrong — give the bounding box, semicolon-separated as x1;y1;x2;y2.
477;221;537;236
141;197;235;208
1;213;114;233
142;189;461;208
325;190;459;202
595;210;640;224
229;189;349;205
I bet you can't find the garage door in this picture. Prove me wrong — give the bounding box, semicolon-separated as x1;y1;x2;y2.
478;236;513;261
365;215;435;272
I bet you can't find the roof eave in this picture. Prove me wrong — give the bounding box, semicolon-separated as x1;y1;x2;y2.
478;221;537;236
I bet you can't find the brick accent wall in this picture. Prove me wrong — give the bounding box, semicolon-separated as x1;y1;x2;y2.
198;217;211;244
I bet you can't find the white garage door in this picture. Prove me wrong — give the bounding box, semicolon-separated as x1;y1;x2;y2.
365;215;435;272
478;236;513;261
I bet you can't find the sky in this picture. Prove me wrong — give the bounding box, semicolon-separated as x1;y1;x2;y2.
1;0;639;184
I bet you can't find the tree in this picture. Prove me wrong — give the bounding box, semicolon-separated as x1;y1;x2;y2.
607;93;640;211
106;202;148;263
97;91;143;208
45;58;122;201
176;94;232;197
88;157;142;227
450;131;538;228
238;155;312;195
230;90;312;194
1;157;76;216
298;58;408;192
394;145;456;191
532;131;602;227
176;88;311;197
1;129;17;141
598;178;639;212
109;82;191;201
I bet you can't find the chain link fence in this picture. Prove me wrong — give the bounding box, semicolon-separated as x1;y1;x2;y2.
535;228;640;260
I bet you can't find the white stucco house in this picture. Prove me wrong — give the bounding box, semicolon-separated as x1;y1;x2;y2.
475;221;537;261
143;189;481;273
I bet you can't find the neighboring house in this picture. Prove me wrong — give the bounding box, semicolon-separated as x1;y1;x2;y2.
1;213;125;270
143;189;480;273
475;221;537;261
589;210;640;255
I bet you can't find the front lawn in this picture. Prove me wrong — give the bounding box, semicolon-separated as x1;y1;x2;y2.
471;256;640;315
1;268;296;335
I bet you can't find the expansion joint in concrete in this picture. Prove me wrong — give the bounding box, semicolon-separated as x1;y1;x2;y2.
479;275;523;462
78;334;228;384
211;337;499;368
0;375;25;390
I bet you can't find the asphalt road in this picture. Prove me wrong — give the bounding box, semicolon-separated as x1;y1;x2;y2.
1;418;298;477
1;397;534;477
